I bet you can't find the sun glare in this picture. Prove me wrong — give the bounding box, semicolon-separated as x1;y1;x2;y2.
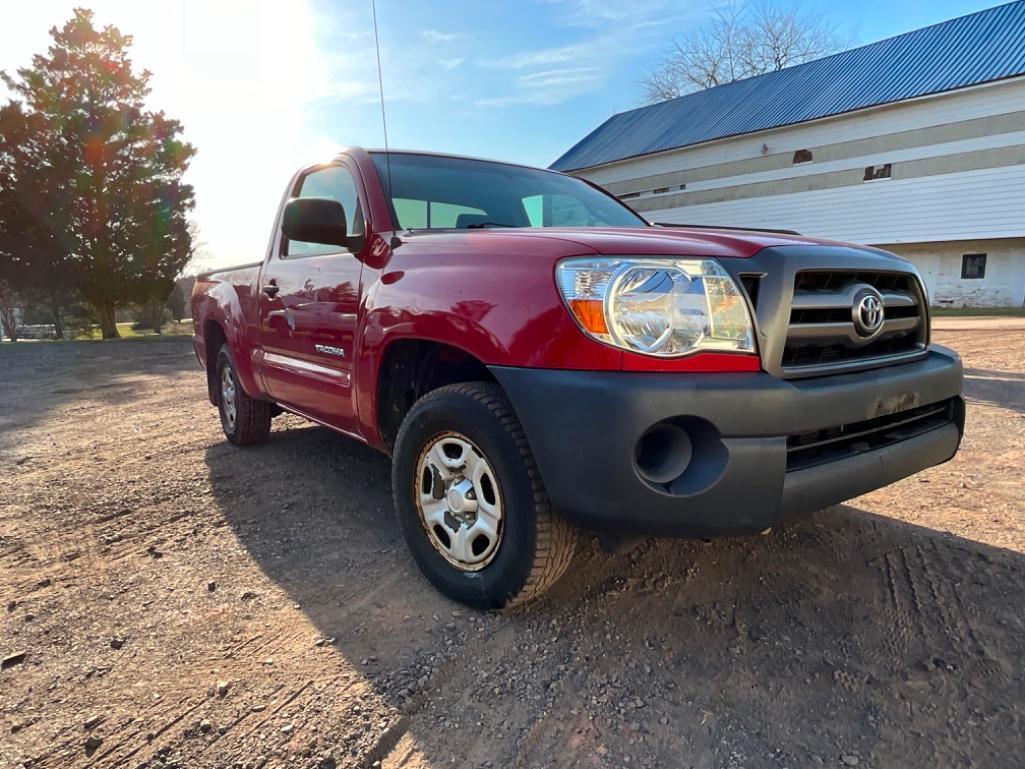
3;0;341;269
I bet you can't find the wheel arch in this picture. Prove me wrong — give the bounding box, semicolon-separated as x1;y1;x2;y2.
374;338;498;453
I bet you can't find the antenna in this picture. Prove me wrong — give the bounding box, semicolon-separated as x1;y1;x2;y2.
370;0;398;244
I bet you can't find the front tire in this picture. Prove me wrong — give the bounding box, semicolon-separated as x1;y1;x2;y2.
216;344;272;446
392;382;576;610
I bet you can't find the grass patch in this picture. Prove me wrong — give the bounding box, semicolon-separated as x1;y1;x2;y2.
4;321;193;343
75;323;154;340
931;306;1025;317
75;321;193;340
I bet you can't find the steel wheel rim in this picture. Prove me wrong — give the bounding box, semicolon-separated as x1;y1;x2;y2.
414;431;504;571
220;366;238;431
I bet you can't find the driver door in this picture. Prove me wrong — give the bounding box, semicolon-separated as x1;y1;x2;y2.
258;162;366;435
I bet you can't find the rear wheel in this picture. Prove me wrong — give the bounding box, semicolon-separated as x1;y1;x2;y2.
216;344;272;446
392;382;576;610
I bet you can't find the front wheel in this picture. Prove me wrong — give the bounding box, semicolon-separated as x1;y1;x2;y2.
392;383;576;610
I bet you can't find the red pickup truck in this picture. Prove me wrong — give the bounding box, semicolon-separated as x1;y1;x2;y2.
192;148;965;609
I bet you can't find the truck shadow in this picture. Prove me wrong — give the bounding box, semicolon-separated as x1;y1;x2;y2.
963;367;1025;416
206;421;1025;768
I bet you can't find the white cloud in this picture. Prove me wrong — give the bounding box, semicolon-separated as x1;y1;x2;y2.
542;0;673;28
517;67;603;88
420;29;461;43
475;36;631;106
473;4;700;110
480;40;597;70
438;57;464;70
476;66;605;107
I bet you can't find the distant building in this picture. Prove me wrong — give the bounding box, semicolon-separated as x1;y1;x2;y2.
552;2;1025;307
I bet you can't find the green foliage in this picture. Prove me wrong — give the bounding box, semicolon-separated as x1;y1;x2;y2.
0;8;196;339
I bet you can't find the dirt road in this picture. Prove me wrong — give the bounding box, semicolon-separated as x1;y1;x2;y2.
1;323;1023;769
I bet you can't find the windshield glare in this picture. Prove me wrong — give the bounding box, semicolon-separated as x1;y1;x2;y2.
370;152;647;231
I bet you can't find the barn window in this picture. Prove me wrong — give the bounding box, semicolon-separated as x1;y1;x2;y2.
863;163;892;181
652;186;670;194
793;149;813;164
961;253;987;279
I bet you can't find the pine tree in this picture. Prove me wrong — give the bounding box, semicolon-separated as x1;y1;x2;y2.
0;102;74;338
1;8;195;338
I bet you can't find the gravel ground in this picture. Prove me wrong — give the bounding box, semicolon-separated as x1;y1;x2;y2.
1;322;1023;769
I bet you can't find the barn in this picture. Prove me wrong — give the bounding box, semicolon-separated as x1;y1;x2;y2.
551;1;1025;308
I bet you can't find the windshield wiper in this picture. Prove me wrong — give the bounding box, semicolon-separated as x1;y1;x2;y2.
465;221;518;229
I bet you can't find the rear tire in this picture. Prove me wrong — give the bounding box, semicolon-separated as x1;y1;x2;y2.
392;382;576;610
216;344;272;446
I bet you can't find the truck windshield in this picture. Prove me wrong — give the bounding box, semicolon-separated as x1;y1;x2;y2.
370;152;647;230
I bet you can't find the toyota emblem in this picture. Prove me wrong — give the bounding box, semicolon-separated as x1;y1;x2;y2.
852;288;885;338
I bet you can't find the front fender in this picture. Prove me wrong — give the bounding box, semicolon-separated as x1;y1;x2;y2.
355;303;518;448
353;253;621;447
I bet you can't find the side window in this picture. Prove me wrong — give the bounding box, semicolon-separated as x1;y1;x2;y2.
521;193;593;227
285;165;364;256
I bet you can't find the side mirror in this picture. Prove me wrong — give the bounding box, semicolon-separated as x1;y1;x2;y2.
282;197;350;248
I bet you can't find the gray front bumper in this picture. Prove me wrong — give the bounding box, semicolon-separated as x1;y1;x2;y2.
491;347;964;537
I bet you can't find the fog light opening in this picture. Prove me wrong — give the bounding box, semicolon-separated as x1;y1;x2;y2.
635;422;693;485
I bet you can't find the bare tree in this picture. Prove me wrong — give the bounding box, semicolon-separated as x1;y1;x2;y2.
641;1;850;102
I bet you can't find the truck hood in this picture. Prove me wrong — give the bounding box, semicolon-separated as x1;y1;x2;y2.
403;226;848;260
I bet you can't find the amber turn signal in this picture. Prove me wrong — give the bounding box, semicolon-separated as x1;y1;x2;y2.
568;298;609;335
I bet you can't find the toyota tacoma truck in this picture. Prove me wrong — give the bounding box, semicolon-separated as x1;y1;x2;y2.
192;148;965;610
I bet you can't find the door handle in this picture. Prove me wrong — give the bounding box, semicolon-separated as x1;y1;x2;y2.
262;283;280;297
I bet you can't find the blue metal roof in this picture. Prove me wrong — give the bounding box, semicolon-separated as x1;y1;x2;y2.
551;1;1025;172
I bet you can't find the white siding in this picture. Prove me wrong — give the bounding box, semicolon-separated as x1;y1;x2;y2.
645;164;1025;244
886;240;1025;307
656;129;1025;195
574;75;1025;306
582;76;1025;186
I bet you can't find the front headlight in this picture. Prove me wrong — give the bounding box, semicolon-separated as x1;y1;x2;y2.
556;257;755;357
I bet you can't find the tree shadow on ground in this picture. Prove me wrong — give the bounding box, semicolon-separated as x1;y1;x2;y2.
0;338;196;456
206;421;1025;769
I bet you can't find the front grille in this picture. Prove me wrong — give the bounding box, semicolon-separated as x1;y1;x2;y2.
786;398;956;472
783;271;926;373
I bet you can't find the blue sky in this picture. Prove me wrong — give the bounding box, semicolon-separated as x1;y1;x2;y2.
346;0;1000;167
0;0;1004;266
